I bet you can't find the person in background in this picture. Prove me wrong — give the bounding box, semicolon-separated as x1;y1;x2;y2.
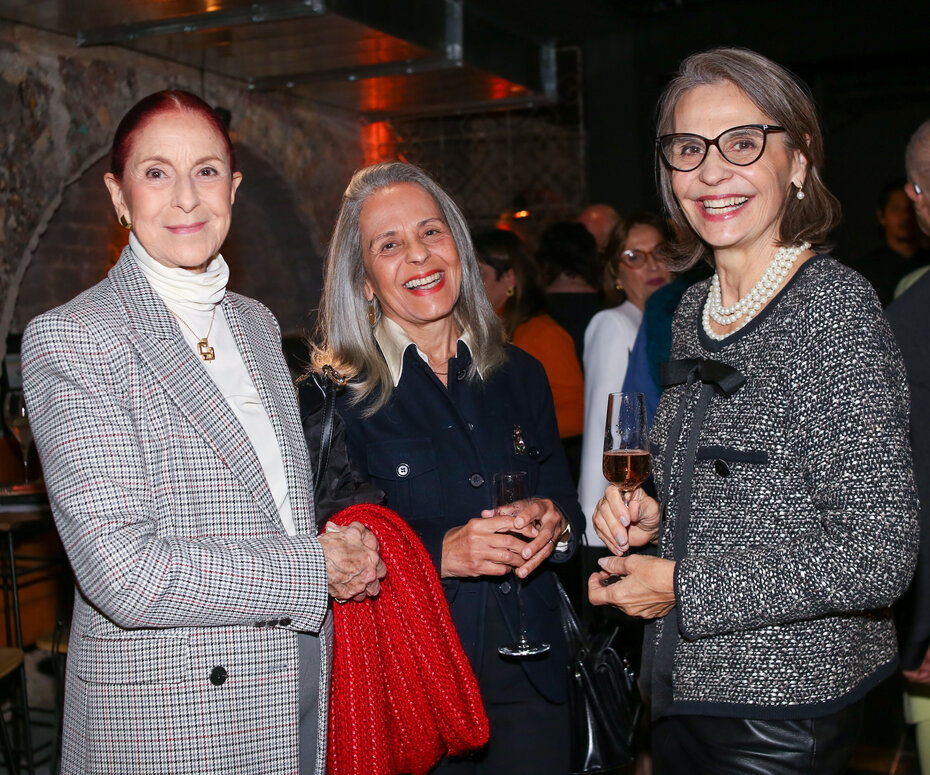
536;221;603;364
854;179;929;304
888;117;930;774
620;260;712;425
474;229;584;443
309;161;585;774
590;47;917;774
578;213;672;534
577;203;621;252
21;90;385;775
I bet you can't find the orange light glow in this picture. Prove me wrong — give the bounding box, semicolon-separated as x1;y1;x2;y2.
489;77;524;101
513;210;530;219
362;121;395;165
359;72;398;164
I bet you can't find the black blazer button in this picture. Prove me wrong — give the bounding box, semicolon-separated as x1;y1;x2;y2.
469;473;485;487
210;666;228;686
254;621;266;628
279;617;292;627
499;580;512;594
528;447;540;459
266;619;279;627
456;368;467;380
714;459;731;477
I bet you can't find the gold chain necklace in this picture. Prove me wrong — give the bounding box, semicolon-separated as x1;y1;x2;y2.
171;305;217;361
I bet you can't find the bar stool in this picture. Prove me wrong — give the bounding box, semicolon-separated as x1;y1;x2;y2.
0;647;26;775
0;507;58;775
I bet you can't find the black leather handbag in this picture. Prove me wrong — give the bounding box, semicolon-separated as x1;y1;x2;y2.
557;579;642;774
308;364;343;496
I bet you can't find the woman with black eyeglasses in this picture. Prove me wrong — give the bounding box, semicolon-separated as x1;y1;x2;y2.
578;213;671;535
588;47;918;774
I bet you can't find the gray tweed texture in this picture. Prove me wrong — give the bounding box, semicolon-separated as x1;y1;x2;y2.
650;255;918;714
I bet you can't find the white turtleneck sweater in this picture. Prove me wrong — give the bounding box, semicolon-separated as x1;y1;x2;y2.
130;234;296;536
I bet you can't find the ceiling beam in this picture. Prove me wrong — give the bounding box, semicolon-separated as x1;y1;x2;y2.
249;0;463;91
77;0;327;47
77;0;557;110
361;92;558;123
248;57;461;91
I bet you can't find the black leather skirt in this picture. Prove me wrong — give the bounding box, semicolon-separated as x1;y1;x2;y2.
652;701;863;775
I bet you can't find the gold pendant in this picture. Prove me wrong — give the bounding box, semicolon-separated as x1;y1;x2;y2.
198;339;215;361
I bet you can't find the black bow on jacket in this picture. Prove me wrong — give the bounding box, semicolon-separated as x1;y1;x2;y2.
659;358;746;397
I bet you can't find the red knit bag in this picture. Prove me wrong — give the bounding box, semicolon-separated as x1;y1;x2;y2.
327;504;490;775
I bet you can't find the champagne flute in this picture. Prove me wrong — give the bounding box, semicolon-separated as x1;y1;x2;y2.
4;389;32;483
603;392;651;507
495;471;550;658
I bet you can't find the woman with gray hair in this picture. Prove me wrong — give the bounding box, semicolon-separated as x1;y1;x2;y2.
588;48;917;773
304;161;584;773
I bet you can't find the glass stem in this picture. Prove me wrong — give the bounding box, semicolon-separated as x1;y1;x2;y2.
516;578;529;643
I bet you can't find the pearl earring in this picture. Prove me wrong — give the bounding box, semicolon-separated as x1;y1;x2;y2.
796;183;805;201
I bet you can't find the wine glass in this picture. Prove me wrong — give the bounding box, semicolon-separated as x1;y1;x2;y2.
4;389;32;483
603;392;651;507
494;471;550;658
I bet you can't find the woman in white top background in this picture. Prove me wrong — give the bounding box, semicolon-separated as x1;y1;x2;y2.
578;214;672;542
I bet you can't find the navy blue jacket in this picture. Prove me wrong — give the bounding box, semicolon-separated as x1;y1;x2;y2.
887;272;930;670
333;342;584;703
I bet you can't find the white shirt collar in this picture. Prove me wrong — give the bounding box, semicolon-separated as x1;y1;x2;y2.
373;316;477;387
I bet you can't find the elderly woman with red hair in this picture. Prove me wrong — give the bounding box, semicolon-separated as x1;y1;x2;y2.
22;90;384;775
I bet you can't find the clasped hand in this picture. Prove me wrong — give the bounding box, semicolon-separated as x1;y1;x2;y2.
319;521;387;603
441;498;565;579
588;485;676;620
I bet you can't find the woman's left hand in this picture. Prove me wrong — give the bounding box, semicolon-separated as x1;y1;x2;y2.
587;554;677;619
480;497;566;579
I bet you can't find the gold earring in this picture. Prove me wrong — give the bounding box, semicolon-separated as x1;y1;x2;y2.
119;214;132;229
615;281;624;291
367;300;377;327
505;287;515;297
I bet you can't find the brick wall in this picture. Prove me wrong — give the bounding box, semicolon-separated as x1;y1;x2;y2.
0;22;363;349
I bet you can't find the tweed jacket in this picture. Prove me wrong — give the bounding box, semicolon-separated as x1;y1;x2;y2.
22;249;331;775
645;255;918;720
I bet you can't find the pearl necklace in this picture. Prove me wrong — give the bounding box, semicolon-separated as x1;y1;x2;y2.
702;242;810;341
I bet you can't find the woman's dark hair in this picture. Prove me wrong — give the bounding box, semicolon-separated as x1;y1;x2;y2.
601;212;669;306
110;90;237;179
655;47;841;269
473;229;548;339
535;221;599;286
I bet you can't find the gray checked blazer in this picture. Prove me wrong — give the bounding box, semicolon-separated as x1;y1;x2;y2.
22;248;331;775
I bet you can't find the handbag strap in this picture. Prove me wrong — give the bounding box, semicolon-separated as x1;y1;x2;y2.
554;575;590;654
311;365;346;492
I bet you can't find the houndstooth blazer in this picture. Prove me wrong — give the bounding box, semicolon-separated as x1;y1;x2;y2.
22;248;331;775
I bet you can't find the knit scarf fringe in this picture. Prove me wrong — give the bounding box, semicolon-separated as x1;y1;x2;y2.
328;504;490;775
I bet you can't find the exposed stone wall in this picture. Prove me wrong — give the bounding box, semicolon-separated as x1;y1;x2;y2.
0;22;362;348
